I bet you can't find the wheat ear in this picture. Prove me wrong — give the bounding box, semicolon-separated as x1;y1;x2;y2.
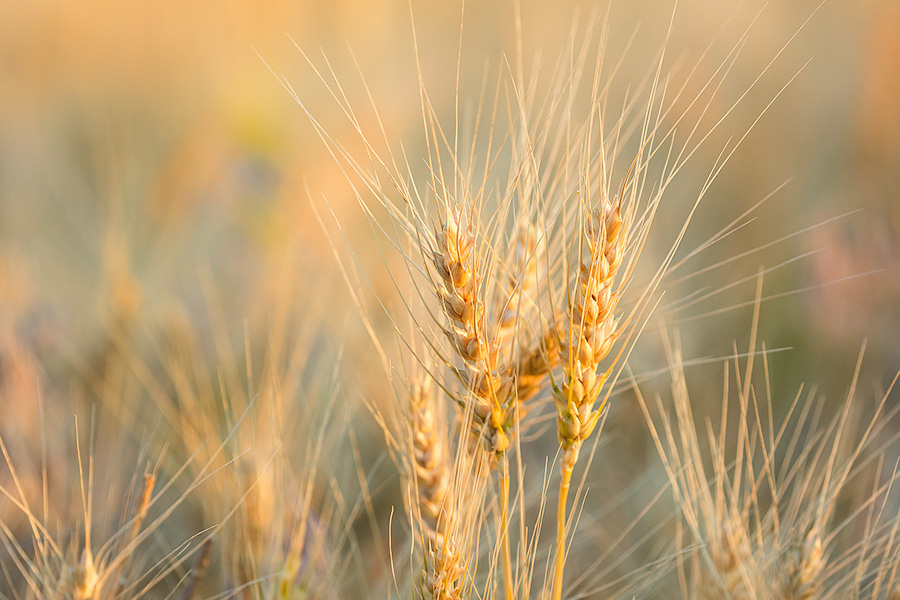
410;378;451;535
514;320;562;405
555;203;624;454
432;207;514;457
410;379;467;600
497;223;542;358
551;201;625;600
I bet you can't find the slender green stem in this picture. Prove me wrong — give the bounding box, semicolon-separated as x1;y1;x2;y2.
552;448;578;600
500;455;514;600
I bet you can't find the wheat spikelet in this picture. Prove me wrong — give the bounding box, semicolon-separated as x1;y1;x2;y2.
777;532;824;600
695;515;754;600
56;548;101;600
418;536;465;600
514;322;561;405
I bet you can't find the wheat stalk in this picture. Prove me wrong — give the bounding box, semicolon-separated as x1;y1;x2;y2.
551;200;625;600
430;205;518;600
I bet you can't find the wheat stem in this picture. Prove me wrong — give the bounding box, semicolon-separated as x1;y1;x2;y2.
499;458;513;600
552;447;578;600
112;471;156;597
181;539;213;600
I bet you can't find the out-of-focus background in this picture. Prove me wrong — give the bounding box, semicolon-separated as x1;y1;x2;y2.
1;0;897;402
0;0;898;594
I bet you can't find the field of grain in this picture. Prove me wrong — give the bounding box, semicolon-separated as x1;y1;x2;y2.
1;1;899;599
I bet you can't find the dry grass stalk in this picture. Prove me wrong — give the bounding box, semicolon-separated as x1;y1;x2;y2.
111;471;156;596
124;473;156;554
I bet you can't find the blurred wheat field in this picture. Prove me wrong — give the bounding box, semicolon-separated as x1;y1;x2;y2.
1;1;899;599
